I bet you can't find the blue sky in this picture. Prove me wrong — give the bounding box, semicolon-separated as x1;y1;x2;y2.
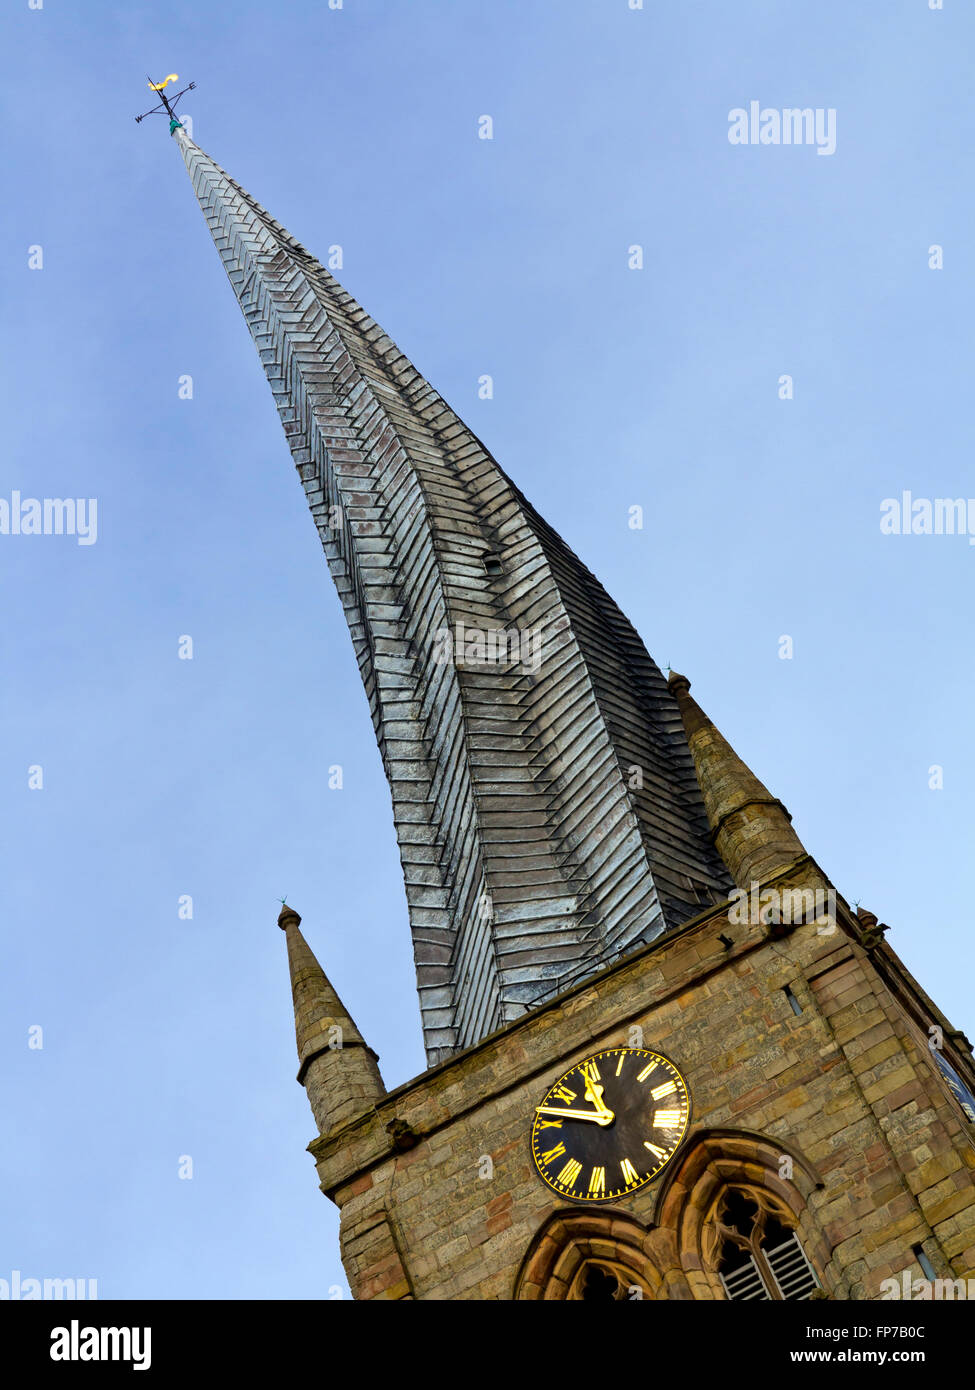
2;0;972;1299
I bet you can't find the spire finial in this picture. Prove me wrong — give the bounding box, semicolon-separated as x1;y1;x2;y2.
134;73;197;133
278;901;300;930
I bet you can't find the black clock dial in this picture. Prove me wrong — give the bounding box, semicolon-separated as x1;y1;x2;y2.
530;1047;690;1202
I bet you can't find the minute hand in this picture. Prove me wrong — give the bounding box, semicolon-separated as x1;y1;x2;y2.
582;1069;611;1117
535;1105;615;1126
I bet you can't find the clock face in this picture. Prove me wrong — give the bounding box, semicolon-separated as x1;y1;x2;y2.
531;1047;690;1203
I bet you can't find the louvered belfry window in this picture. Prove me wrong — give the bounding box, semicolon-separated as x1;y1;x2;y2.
715;1189;821;1301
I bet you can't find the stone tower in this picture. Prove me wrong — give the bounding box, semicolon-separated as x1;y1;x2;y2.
176;130;975;1300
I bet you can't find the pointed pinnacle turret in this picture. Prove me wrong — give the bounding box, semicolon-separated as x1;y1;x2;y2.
667;673;806;891
278;905;386;1136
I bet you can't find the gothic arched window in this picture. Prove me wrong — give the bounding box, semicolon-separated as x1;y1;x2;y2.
715;1189;821;1301
513;1210;673;1300
581;1264;622;1301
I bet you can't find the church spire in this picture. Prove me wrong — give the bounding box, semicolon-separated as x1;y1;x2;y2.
667;672;806;890
278;904;386;1136
176;128;733;1062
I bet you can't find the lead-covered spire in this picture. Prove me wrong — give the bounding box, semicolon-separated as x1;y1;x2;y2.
177;131;732;1061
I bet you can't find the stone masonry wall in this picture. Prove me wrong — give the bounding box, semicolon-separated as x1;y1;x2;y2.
310;876;975;1300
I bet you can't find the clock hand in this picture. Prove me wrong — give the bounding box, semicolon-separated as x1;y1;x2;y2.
535;1105;615;1126
581;1067;611;1117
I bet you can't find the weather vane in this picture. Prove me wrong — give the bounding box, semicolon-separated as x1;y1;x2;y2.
135;73;196;134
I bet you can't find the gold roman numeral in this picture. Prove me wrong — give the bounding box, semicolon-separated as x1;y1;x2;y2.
552;1084;576;1104
589;1166;606;1195
581;1059;601;1085
644;1141;666;1160
620;1157;640;1186
536;1117;563;1130
650;1079;677;1101
540;1141;566;1165
556;1158;583;1188
636;1062;657;1083
653;1109;683;1130
615;1054;625;1077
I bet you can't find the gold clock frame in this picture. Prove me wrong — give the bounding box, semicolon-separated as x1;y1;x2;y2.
530;1047;691;1204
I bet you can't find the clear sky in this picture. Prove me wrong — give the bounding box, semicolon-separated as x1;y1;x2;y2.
2;0;972;1300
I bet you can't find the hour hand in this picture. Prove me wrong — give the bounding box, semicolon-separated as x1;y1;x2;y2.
535;1104;614;1126
581;1068;611;1116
